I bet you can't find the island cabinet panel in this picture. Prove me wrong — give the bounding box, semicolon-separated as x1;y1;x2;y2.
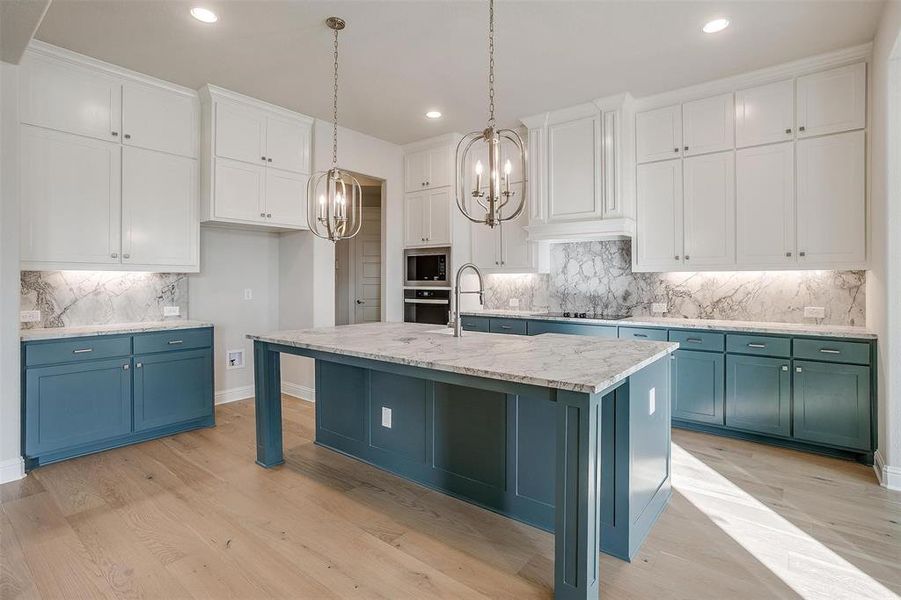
793;360;871;450
514;394;557;507
317;361;367;443
725;354;792;437
370;372;428;463
671;350;725;425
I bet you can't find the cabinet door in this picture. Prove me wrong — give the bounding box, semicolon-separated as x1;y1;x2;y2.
735;79;794;148
428;145;453;189
682;93;734;156
122;147;198;268
215;101;267;165
20;126;122;266
500;183;530;269
736;143;795;267
683;151;735;268
134;349;213;432
548;115;602;221
19;53;122;142
725;354;791;437
635;104;682;163
265;115;311;173
24;358;131;456
265;167;308;228
636;159;683;270
123;81;198;158
796;130;865;266
426;188;452;245
213;157;266;222
793;360;870;450
797;63;866;138
405;150;430;192
671;350;724;425
471;211;501;268
404;192;426;246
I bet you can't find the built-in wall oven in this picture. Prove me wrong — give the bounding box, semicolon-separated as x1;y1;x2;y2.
403;288;450;325
405;248;449;287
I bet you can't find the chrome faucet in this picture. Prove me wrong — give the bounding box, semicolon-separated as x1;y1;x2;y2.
451;263;484;337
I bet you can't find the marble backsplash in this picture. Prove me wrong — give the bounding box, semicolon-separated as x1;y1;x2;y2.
21;271;188;329
483;241;866;326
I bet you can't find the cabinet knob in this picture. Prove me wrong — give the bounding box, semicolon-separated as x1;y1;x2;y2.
683;146;689;151
495;261;499;265
786;251;792;257
785;128;792;134
266;213;272;218
260;212;266;217
267;158;272;162
261;156;267;161
684;255;690;260
123;254;130;259
674;255;680;260
799;251;806;257
123;364;130;370
426;181;430;186
111;252;118;258
124;133;131;140
796;367;803;373
111;131;119;137
799;126;806;132
673;148;679;153
782;365;788;371
136;362;143;368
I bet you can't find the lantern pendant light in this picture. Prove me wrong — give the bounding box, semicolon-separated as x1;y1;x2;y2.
454;0;527;229
307;16;362;242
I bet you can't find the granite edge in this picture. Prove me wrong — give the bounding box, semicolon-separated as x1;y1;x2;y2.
21;320;214;341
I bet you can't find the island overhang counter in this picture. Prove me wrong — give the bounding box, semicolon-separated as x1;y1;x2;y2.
248;322;679;600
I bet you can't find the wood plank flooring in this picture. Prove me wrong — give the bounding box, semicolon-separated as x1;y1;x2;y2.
2;397;899;599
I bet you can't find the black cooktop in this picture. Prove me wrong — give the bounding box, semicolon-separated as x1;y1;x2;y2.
546;312;630;320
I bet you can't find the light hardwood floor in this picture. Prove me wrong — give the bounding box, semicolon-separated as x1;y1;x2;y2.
2;397;899;599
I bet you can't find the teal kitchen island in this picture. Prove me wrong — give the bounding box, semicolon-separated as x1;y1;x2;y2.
248;322;678;599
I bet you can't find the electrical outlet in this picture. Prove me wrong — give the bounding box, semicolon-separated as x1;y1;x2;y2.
649;387;656;416
20;310;41;323
381;407;392;428
244;288;253;301
651;303;667;314
163;306;180;317
226;349;245;370
509;298;520;308
804;306;825;318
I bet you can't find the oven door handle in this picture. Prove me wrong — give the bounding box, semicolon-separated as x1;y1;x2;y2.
404;299;450;305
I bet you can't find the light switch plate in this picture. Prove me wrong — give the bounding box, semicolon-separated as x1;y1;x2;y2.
244;288;253;301
20;310;40;323
163;306;180;317
651;303;667;314
649;387;656;416
381;407;392;428
804;306;825;318
509;298;520;308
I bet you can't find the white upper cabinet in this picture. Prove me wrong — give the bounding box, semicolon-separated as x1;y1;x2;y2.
404;146;452;192
796;130;865;266
635;104;682;163
404;192;427;247
215;101;267;165
404;187;452;248
122;81;198;158
469;183;530;271
121;146;198;268
682;93;734;156
682;151;735;268
265;115;312;173
20;126;122;267
405;151;431;192
403;136;457;247
736;143;795;267
214;158;266;222
548;114;602;222
636;159;683;271
796;62;866;138
735;79;794;148
19;53;122;143
265;168;308;228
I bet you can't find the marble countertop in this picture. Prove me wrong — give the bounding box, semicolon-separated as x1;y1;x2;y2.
248;322;678;394
21;320;214;341
461;310;876;339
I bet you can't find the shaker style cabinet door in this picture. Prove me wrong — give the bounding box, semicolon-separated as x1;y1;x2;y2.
215;101;267;165
725;354;791;437
214;157;266;222
428;145;453;189
405;150;431;192
547;115;602;222
133;349;213;432
635;104;682;163
404;192;426;246
265;115;311;174
265;167;308;228
20;126;122;266
796;130;866;266
683;151;735;268
735;142;795;267
735;79;794;148
636;159;683;270
122;81;198;158
426;188;452;246
792;360;871;450
19;53;122;143
681;93;734;156
671;350;725;425
796;63;866;138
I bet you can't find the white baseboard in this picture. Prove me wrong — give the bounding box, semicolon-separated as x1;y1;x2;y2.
281;381;315;403
874;450;901;491
0;456;26;485
214;383;315;405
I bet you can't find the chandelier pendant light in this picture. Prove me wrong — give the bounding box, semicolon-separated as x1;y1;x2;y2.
454;0;527;229
307;16;362;242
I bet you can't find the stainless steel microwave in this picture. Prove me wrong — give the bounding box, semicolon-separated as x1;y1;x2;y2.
404;247;450;287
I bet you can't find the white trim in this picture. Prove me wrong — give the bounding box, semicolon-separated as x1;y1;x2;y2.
282;381;315;403
215;385;254;405
199;84;314;124
401;132;462;153
0;457;26;484
874;450;901;490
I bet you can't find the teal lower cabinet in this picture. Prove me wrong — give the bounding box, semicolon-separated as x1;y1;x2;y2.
725;354;792;437
22;328;215;469
793;360;871;450
671;350;724;425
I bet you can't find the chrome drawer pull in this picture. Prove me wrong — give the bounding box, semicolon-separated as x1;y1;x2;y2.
167;340;184;345
747;343;767;349
633;333;648;338
73;348;93;354
500;325;511;329
685;338;703;343
819;348;841;354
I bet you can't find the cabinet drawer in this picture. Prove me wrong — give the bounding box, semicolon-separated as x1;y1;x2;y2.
668;330;725;352
793;338;870;365
25;336;132;367
619;327;668;341
461;316;490;333
726;334;790;357
133;328;212;354
489;318;528;335
528;321;617;338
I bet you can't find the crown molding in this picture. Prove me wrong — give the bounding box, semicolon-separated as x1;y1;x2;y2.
199;84;314;124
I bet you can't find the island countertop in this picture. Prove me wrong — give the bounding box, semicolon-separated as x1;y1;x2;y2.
248;322;678;394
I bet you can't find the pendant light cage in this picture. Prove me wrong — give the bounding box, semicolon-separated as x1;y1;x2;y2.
306;16;363;242
454;0;527;228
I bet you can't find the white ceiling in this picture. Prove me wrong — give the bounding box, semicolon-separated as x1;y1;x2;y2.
34;0;885;145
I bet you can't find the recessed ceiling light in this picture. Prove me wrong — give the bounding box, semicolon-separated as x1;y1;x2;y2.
702;18;730;34
425;111;442;119
191;7;218;23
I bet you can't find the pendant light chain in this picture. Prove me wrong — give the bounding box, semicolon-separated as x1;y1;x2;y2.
332;23;340;168
487;0;496;128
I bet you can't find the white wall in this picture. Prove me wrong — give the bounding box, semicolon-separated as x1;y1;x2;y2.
188;226;280;403
868;0;901;489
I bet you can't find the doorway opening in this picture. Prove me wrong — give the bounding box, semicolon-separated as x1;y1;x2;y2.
335;171;383;325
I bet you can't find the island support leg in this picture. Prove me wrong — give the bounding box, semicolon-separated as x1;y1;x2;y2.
555;390;601;599
254;341;284;468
